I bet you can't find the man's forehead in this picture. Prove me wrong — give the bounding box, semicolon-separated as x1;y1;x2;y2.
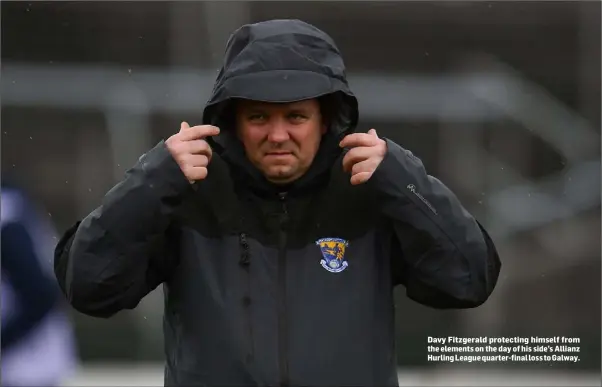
238;99;318;110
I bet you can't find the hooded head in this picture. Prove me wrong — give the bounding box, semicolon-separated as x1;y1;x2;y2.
202;19;358;195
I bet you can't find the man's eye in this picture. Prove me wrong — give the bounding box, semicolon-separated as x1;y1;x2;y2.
248;114;266;121
289;113;307;121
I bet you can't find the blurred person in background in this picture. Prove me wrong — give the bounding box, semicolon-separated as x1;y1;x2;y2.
55;19;500;386
1;179;78;387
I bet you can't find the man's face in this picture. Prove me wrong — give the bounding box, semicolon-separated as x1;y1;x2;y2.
236;99;326;184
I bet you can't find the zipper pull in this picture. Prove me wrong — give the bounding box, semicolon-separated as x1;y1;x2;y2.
278;192;289;228
278;192;288;214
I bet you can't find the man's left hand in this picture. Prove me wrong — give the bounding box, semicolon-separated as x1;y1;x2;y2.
340;129;387;185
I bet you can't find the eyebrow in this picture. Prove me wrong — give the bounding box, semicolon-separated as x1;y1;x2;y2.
243;105;312;113
241;104;312;115
288;109;312;116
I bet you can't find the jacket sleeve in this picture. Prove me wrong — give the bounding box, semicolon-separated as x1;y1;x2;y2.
368;139;501;309
54;141;191;318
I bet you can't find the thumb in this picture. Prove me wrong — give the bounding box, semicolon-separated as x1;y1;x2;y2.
368;128;378;137
181;121;190;130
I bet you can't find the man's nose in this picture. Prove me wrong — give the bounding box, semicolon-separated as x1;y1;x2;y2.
266;122;290;143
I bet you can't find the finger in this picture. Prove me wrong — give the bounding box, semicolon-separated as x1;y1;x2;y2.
342;147;374;172
350;171;373;185
186;139;212;157
351;158;376;176
184;154;209;168
181;121;190;130
184;166;208;181
180;125;220;141
339;133;380;149
368;128;378;137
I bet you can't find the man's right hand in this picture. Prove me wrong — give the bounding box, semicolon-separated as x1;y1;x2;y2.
165;122;220;183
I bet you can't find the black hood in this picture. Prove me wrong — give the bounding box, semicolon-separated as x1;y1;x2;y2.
202;19;359;197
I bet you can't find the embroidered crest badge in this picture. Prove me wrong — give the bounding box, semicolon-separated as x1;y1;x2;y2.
316;237;349;273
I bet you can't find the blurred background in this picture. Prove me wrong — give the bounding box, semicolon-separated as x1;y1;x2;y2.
1;1;600;386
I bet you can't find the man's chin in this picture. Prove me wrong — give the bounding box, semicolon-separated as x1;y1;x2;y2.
263;167;298;184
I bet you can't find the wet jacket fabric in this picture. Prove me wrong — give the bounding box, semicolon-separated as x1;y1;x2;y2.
54;19;501;387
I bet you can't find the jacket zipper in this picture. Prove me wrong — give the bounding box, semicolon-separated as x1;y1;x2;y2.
277;192;290;387
238;233;254;364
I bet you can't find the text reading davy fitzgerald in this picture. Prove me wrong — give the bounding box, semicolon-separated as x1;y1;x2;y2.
429;336;580;346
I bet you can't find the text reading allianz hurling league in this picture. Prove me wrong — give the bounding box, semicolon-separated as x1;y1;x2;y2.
427;336;581;364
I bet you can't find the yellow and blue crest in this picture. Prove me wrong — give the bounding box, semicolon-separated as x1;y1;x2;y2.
316;237;349;273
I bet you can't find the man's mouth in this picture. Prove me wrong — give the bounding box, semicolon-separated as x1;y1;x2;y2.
265;151;292;156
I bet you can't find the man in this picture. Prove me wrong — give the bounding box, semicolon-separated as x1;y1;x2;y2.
2;180;77;387
54;19;501;386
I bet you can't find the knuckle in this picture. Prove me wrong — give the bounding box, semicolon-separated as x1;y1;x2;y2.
205;146;214;159
186;166;207;180
176;151;189;165
195;155;207;167
343;151;353;163
171;140;186;155
183;166;193;179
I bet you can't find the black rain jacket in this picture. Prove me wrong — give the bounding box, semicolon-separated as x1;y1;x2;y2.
54;19;501;387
